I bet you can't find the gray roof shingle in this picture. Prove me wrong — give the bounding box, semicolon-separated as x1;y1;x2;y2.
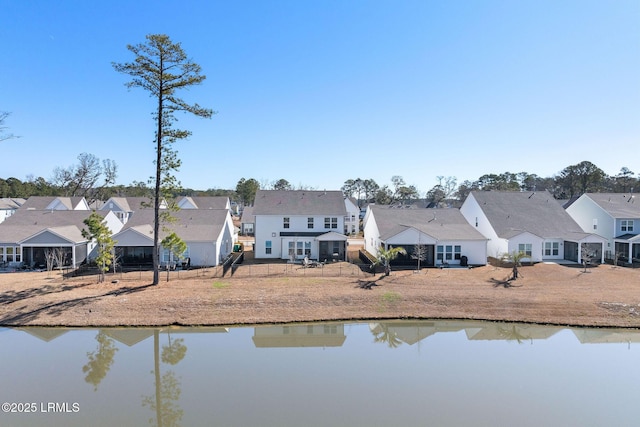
18;196;87;211
370;205;486;241
470;190;587;239
119;209;229;242
253;190;347;216
0;210;101;244
178;196;229;210
581;193;640;218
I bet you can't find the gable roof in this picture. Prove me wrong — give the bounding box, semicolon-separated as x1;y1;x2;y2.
18;196;88;211
22;225;87;245
580;193;640;218
253;190;347;216
240;206;255;223
0;209;101;244
100;197;156;212
118;209;230;242
177;196;230;210
0;198;25;210
370;205;486;241
469;190;588;240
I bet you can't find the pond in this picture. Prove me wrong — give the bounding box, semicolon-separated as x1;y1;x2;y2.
1;320;639;427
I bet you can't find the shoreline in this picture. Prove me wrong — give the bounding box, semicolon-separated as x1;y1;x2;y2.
1;262;640;329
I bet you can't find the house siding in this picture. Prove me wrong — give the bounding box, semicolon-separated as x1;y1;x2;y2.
460;193;505;258
566;195;615;252
255;214;344;260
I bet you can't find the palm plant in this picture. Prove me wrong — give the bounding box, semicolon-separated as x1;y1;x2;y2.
503;250;527;281
373;246;407;276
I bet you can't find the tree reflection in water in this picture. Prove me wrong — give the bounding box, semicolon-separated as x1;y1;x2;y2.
371;323;403;348
83;331;118;391
497;325;532;344
142;330;187;427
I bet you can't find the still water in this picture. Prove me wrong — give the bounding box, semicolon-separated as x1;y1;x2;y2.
1;320;639;427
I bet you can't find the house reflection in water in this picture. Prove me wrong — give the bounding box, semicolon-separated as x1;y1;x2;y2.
10;322;640;348
368;320;564;347
573;328;640;345
464;322;563;343
252;323;346;348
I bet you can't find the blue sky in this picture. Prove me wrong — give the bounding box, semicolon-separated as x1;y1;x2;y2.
2;0;638;194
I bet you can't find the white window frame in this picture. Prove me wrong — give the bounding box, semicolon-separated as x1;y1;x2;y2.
518;243;532;257
544;242;559;256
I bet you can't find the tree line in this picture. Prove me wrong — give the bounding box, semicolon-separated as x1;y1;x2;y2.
2;159;637;206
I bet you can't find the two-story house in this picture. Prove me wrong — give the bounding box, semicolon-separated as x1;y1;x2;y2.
565;193;640;264
253;190;348;261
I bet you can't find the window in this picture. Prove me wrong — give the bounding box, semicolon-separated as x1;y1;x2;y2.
436;245;461;261
324;325;337;334
6;246;14;262
283;217;290;229
622;220;634;232
296;241;303;256
265;240;272;255
304;241;311;256
544;242;559;256
518;243;532;256
0;247;3;261
288;241;295;256
593;219;598;230
324;217;338;229
308;217;314;229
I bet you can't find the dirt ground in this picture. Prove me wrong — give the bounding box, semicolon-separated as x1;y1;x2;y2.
1;260;639;328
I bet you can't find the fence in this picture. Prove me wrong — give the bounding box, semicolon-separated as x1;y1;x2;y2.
63;260;377;283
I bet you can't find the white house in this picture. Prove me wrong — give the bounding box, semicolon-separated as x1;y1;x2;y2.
99;197;165;224
460;190;606;264
0;198;24;223
344;197;360;235
363;205;488;267
240;206;255;235
0;209;121;269
253;190;348;261
111;209;235;267
565;193;640;264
